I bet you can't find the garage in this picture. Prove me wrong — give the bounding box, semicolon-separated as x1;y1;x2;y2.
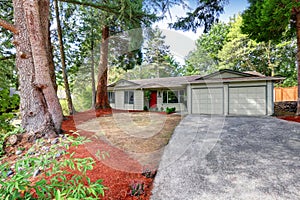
229;86;266;115
192;88;223;114
188;69;283;116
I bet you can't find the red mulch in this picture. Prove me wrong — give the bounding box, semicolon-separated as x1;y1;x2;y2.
61;109;154;200
277;115;300;123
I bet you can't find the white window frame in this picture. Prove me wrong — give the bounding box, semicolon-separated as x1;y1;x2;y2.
124;90;134;104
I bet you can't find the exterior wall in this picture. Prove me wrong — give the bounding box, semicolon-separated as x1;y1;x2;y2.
187;85;192;114
110;80;275;115
133;90;144;110
109;90;144;110
223;84;229;115
220;72;244;78
267;81;274;115
156;88;187;112
115;90;124;109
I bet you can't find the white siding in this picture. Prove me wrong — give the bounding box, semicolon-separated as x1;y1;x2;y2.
192;88;223;114
134;90;144;110
187;85;192;114
267;81;274;115
228;81;267;87
115;90;124;109
223;84;229;115
229;86;266;115
112;90;144;110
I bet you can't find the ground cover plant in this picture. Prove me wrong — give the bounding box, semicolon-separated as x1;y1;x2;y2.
0;134;106;199
0;109;182;199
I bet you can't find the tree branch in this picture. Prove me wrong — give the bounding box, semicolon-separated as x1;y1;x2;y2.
59;0;156;24
0;18;18;34
59;0;124;15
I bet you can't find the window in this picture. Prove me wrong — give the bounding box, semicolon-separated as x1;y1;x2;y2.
108;91;115;103
163;90;185;104
124;91;134;104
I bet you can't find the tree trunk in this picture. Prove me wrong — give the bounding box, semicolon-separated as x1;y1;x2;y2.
12;0;63;137
95;25;111;109
296;10;300;115
91;24;96;108
54;0;75;115
91;40;96;108
40;4;57;93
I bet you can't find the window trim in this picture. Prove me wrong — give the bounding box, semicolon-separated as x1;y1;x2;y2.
124;90;134;104
108;91;115;104
163;90;185;104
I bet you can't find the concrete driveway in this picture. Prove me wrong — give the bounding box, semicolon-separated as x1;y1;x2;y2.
151;115;300;200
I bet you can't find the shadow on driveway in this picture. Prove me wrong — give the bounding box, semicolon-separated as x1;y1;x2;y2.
151;115;300;200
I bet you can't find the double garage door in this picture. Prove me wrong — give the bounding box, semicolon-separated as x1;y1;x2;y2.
192;86;267;115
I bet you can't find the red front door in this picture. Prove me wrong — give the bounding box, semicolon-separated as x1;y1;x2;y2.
149;91;157;108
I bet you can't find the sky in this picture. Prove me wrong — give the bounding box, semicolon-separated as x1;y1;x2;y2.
155;0;249;63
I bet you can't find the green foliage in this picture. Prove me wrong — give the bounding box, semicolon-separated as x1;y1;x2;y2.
59;99;69;116
170;0;229;33
241;0;296;42
184;22;229;75
166;107;176;114
124;27;182;79
73;85;93;111
0;2;16;89
185;14;297;86
0;135;107;199
143;106;148;111
128;180;144;196
95;150;110;160
0;89;20;133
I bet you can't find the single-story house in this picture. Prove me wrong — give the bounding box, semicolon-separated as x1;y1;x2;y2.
107;69;284;115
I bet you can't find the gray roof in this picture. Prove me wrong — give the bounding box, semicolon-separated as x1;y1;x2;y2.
190;76;284;84
109;75;201;89
109;69;284;90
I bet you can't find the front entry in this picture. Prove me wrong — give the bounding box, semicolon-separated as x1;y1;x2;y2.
149;91;157;108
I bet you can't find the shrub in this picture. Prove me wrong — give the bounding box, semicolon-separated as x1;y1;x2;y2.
143;105;148;111
166;107;176;114
0;135;107;199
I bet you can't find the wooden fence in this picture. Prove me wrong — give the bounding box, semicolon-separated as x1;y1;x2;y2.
274;86;297;102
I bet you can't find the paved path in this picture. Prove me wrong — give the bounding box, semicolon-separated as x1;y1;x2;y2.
151;115;300;200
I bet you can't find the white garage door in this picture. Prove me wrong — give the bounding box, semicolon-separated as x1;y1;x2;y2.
192;88;223;114
229;86;266;115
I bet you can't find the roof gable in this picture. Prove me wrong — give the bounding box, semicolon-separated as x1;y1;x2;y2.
110;79;139;88
196;69;257;80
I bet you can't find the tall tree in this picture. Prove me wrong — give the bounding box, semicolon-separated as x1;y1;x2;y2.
171;0;229;33
54;0;75;115
242;0;300;114
184;22;229;75
0;0;63;137
142;27;179;78
220;15;296;78
0;1;17;89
